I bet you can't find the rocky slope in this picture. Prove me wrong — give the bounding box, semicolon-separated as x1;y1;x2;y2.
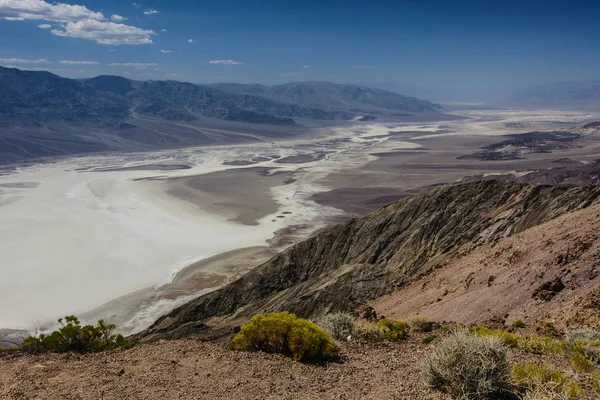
136;180;600;342
371;203;600;329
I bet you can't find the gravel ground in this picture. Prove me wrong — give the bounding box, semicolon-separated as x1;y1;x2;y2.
0;338;451;400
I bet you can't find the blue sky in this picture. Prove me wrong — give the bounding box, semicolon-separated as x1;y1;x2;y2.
0;0;599;100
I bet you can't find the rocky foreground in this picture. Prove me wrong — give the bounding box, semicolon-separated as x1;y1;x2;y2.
1;337;450;400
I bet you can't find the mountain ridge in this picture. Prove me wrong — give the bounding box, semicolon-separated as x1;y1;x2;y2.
0;66;442;163
135;179;600;343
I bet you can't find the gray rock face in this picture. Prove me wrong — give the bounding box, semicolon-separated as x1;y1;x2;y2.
136;180;600;342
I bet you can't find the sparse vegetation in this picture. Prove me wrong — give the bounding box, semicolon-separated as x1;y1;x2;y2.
512;319;526;329
409;316;437;333
469;325;518;347
20;316;129;354
376;318;408;341
564;329;600;345
569;350;594;373
423;331;511;399
422;334;438;344
350;318;409;342
352;319;387;342
229;312;337;362
511;362;584;399
314;312;355;341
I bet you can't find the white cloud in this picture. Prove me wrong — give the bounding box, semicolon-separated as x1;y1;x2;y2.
51;20;155;45
109;62;158;69
143;9;158;15
0;57;51;64
0;1;154;45
132;2;141;8
109;49;116;52
161;28;167;32
160;49;172;53
187;38;193;43
302;65;310;68
59;60;100;65
111;14;127;22
0;0;103;23
209;59;245;65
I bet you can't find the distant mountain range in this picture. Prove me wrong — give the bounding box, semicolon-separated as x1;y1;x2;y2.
0;66;441;163
511;80;600;108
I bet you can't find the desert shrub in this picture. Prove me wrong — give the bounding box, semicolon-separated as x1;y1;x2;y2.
410;316;438;333
423;334;438;344
376;318;408;341
352;319;387;342
592;370;600;394
517;335;564;355
314;312;355;341
423;331;511;399
564;329;600;345
568;350;594;373
537;320;560;338
20;316;129;354
512;319;527;329
229;312;336;362
469;326;518;347
512;363;583;399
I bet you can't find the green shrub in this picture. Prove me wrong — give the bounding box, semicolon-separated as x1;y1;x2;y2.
569;350;594;373
352;319;387;342
376;318;408;341
314;312;355;341
469;326;518;347
20;316;130;354
423;331;511;399
517;335;564;355
512;319;526;329
423;334;438;344
512;362;583;399
592;370;600;394
229;312;336;362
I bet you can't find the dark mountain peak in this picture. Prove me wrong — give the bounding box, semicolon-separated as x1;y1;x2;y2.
84;75;133;95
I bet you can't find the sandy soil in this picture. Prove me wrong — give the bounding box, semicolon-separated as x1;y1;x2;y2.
165;167;295;226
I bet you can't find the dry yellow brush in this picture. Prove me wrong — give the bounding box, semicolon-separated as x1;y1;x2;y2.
229;312;337;362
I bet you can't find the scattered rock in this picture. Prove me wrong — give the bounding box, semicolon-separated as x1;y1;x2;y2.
532;277;565;301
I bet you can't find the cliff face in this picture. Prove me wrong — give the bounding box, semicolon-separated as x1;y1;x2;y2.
137;180;600;342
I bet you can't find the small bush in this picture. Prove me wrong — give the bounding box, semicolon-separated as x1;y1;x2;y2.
517;335;564;355
592;370;600;394
423;331;511;399
470;326;518;347
352;319;387;342
314;312;355;341
20;316;129;354
569;350;594;373
410;316;437;333
564;329;600;345
512;362;583;399
537;320;560;338
376;318;408;341
423;334;438;344
512;319;526;329
229;312;336;362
